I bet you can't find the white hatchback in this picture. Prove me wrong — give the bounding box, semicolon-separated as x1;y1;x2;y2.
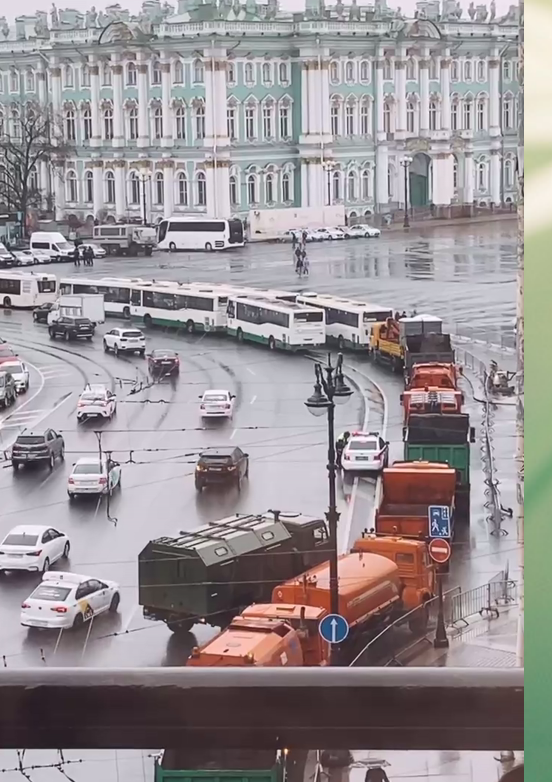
103;328;146;357
199;389;235;419
1;360;29;393
77;384;117;422
68;456;122;499
342;432;389;473
21;571;120;630
0;525;70;574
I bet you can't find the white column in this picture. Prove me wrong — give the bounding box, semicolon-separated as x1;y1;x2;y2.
490;149;501;204
440;56;451;133
161;57;173;149
89;57;101;148
92;161;103;218
375;57;389;209
205;166;215;215
301;63;309;135
163;163;174;218
204;51;230;147
489;55;500;137
37;63;47;105
321;60;331;136
49;60;62;140
307;160;323;207
114;163;126;220
301;162;309;206
214;163;231;218
394;56;406;136
111;54;124;148
419;55;430;136
464;152;474;204
432;154;454;206
37;66;50;209
137;54;149;148
309;61;321;136
53;167;65;221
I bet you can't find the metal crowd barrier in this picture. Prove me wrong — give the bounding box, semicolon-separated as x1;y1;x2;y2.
450;579;518;628
0;667;524;751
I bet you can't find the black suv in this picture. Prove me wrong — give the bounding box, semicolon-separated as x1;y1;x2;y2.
33;302;55;323
49;317;95;341
195;447;249;492
12;429;65;470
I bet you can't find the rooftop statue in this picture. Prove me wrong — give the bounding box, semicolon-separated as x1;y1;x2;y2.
85;6;98;26
468;1;476;19
489;0;496;20
475;4;488;21
50;3;60;28
349;0;361;21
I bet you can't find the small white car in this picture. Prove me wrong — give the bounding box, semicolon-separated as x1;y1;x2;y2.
12;250;35;266
0;525;70;574
348;224;381;238
309;228;329;242
77;384;117;422
326;227;346;240
341;431;389;473
80;242;107;259
103;327;146;357
199;389;236;419
67;456;122;499
1;360;29;392
21;571;120;630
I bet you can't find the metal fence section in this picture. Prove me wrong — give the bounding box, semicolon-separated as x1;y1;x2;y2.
449;579;518;628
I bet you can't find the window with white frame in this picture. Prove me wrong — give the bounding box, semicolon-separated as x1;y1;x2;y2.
429;59;438;80
105;171;115;203
361;168;371;200
330;61;339;83
360;60;370;83
279;62;289;84
503;60;512;81
360;98;370;135
196;171;207;206
82;64;90;88
84;170;94;203
477;98;486;131
345;61;355;83
406;101;415;134
173;60;184;84
279;103;290;139
330;100;340;136
464;60;472;82
195;103;205;139
451;60;459;82
66;170;77;202
227;62;236;85
102;62;111;86
477;60;486;82
245;103;256;140
129;106;138;140
503;96;513;130
383;102;391;133
451;99;458;131
129;172;140;204
155;171;164;205
513;60;519;81
345;101;354;136
193;59;204;84
504;158;513;189
265;172;275;204
263;103;274;140
347;170;356;201
64;65;74;89
83;106;92;140
175;104;186;140
244;62;255;86
152;60;162;85
227;105;237;140
10;68;19;92
282;171;291;202
429;100;438;130
262;62;272;86
65;108;76;141
387;165;394;200
229;174;238;206
247;173;257;205
477;160;487;190
25;69;35;92
127;62;137;86
406;58;416;80
153;106;163;140
332;170;341;201
383;60;393;80
11;109;21;139
177;172;188;205
463;99;472;131
103;107;114;140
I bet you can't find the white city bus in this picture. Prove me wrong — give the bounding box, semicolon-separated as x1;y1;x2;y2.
157;217;245;252
130;282;231;332
59;277;146;318
226;295;326;351
0;271;57;309
295;293;392;350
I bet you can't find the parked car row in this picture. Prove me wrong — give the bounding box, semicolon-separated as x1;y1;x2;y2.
0;238;107;269
286;225;381;242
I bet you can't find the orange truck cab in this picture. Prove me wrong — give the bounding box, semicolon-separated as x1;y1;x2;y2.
401;388;464;423
406;362;462;390
375;461;456;540
187;617;304;667
241;603;330;666
271;552;402;633
351;534;435;610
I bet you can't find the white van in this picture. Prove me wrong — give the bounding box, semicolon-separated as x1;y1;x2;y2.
30;232;76;262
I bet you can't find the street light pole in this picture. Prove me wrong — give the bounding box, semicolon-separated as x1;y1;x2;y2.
401;155;413;228
305;354;353;665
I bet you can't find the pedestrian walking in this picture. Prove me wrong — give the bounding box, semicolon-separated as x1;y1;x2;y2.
291;232;298;249
294;244;303;269
301;248;309;275
73;250;80;267
85;246;94;266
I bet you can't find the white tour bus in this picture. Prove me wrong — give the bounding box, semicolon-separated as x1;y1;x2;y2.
157;217;245;252
226;294;326;351
130;282;231;332
59;277;146;318
295;293;392;349
0;271;57;309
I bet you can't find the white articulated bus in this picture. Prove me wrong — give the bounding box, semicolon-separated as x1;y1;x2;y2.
0;271;57;309
130;282;230;332
157;217;245;252
59;277;147;318
226;295;326;351
295;293;392;350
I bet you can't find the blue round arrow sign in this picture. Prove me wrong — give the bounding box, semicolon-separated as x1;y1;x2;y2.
318;613;350;644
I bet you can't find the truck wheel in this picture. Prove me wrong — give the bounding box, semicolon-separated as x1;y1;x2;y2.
169;242;177;253
49;328;56;339
144;314;153;328
167;617;195;634
122;306;131;320
64;331;70;342
204;242;213;252
145;247;153;257
2;296;11;308
268;336;276;350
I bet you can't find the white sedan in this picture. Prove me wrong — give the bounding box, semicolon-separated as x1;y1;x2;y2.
68;456;122;499
345;225;382;239
199;389;235;419
1;360;29;392
21;571;120;630
103;327;146;357
0;525;70;574
12;251;35;266
342;432;389;473
77;384;117;421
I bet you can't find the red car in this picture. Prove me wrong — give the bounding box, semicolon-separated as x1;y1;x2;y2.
0;344;17;364
147;349;180;376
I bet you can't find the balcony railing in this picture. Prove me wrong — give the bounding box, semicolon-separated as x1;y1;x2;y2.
1;667;524;751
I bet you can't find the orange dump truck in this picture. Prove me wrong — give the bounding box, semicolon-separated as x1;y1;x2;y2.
401;388;464;423
187;616;305;667
242;603;330;666
406;362;462;391
375;461;456;540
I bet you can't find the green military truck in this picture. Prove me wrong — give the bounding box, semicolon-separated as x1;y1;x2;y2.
139;511;331;634
404;413;476;524
154;750;306;782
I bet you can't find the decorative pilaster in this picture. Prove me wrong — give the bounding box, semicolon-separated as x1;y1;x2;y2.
394;58;407;138
89;58;101;148
440;57;451;133
490;148;501;205
92;159;104;217
419;57;430;137
137;55;149;148
161;59;173;148
162;159;174;218
375;58;389;210
463;151;474;205
113;160;126;220
489;56;501;138
111;55;124;148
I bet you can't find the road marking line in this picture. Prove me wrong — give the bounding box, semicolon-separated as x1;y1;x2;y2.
246;367;256;376
250;394;257;405
230;428;237;440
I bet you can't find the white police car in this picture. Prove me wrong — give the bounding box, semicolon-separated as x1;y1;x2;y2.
341;431;389;473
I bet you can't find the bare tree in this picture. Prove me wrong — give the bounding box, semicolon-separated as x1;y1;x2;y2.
0;101;73;233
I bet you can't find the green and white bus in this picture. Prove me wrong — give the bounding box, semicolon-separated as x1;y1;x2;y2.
129;281;230;332
295;293;392;350
226;294;325;351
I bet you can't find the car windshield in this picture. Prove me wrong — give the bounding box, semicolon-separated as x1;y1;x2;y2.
75;319;91;325
5;363;23;373
73;463;103;475
80;393;104;401
15;436;45;445
204;394;227;402
153;350;176;358
30;585;71;602
3;533;39;546
201;455;233;463
349;440;378;451
122;331;142;338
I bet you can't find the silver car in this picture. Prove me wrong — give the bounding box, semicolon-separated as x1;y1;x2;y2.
1;360;29;393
